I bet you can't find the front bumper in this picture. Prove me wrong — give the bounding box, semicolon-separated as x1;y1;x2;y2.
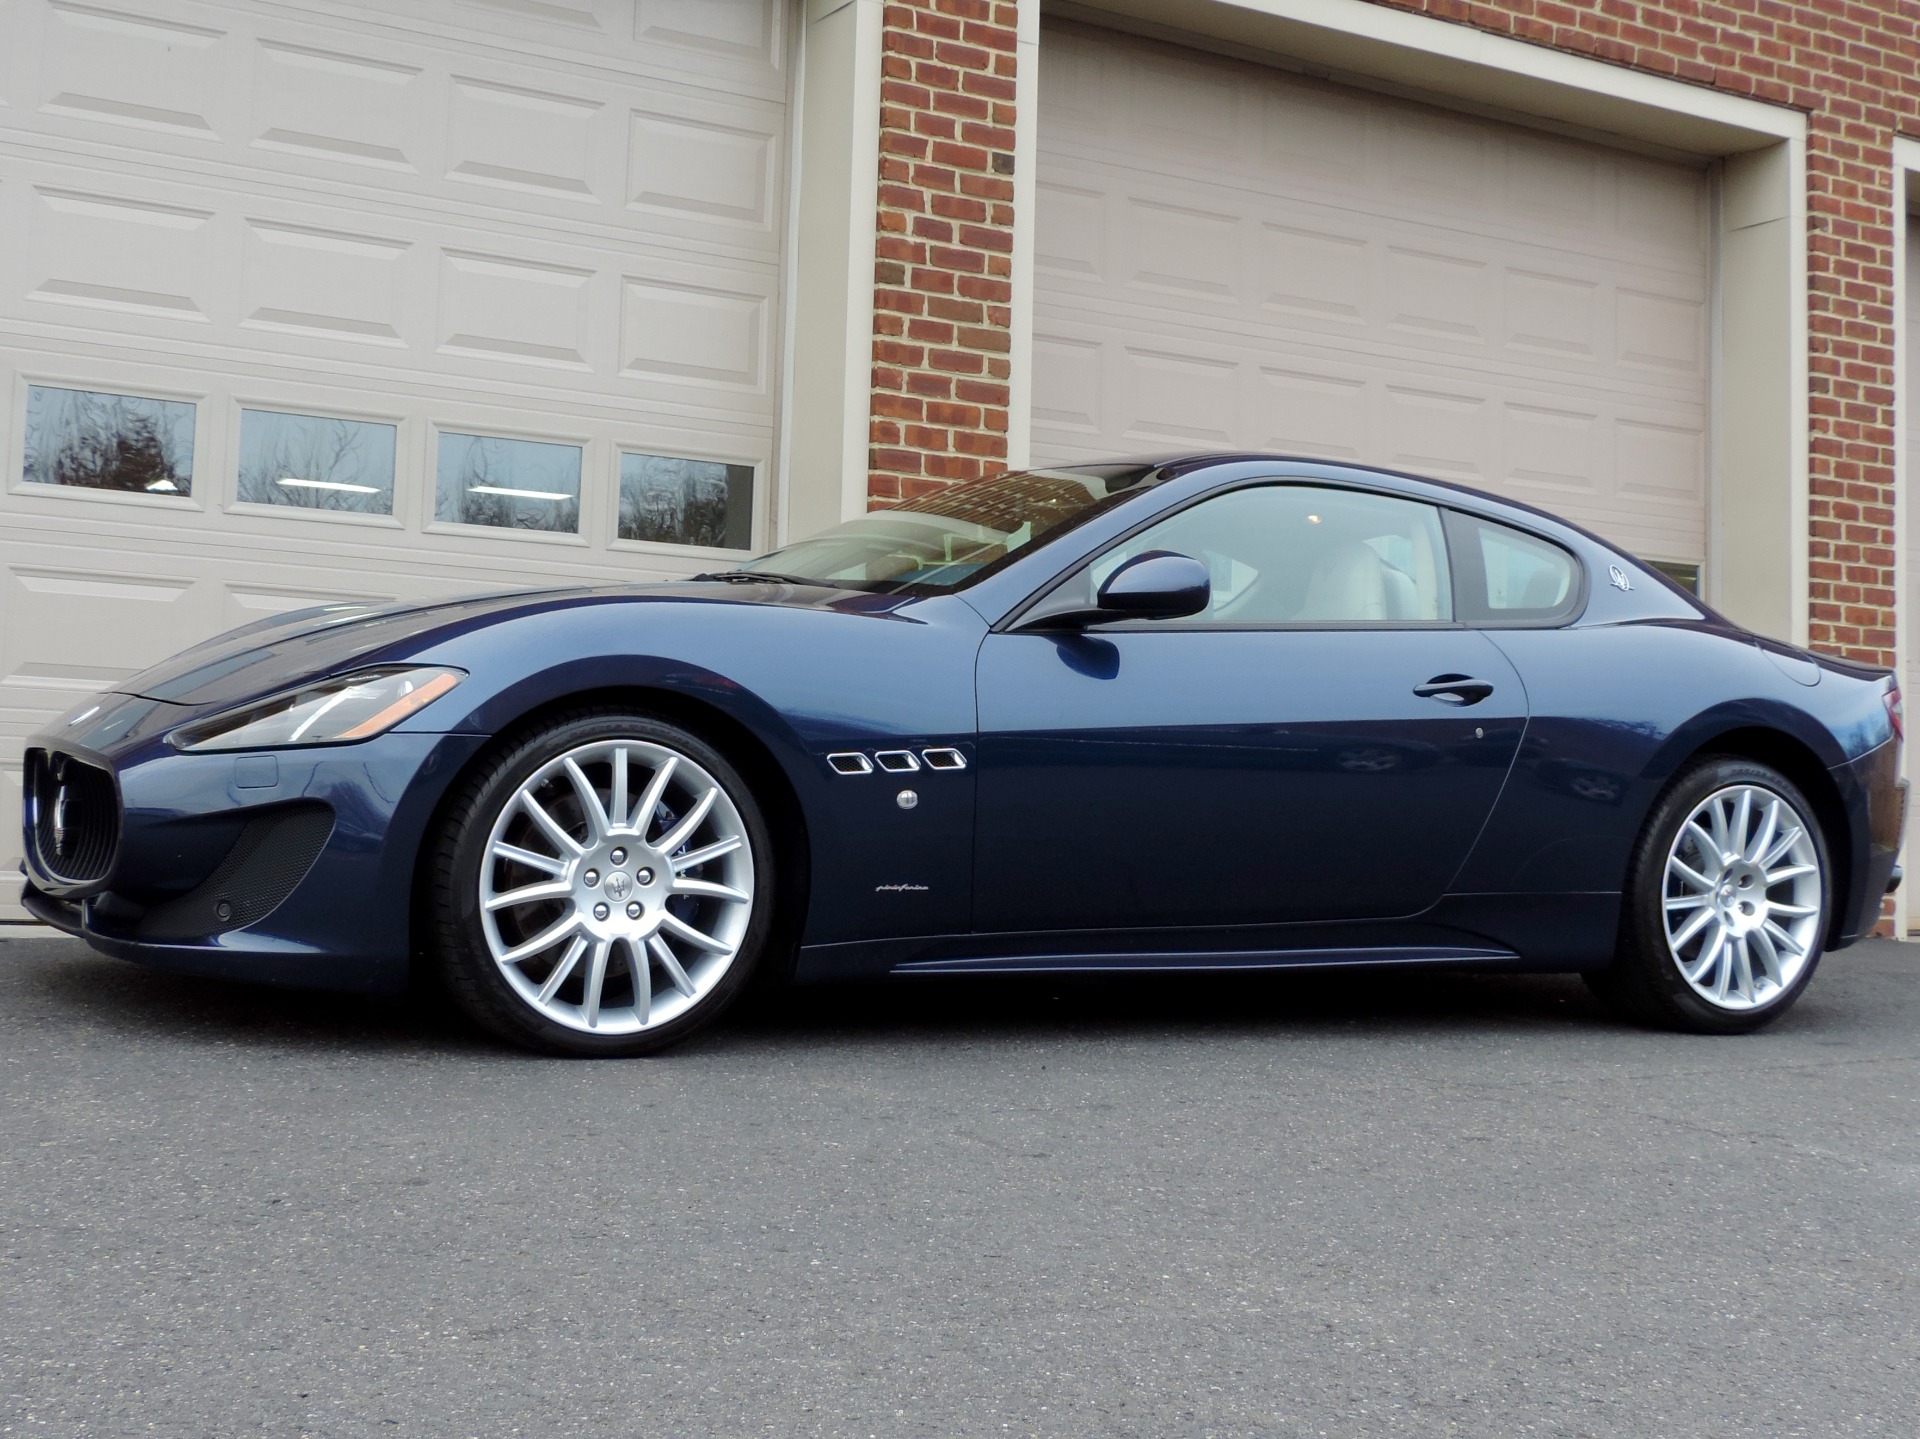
20;727;488;994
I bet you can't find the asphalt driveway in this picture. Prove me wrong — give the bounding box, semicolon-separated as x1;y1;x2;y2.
2;933;1917;1438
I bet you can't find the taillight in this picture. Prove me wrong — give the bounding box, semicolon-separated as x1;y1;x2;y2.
1885;682;1905;743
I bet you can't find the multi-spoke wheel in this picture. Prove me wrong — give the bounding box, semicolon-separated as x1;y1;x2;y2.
429;711;774;1056
1588;756;1830;1033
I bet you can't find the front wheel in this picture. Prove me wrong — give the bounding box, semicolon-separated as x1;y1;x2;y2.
1588;757;1830;1034
428;711;774;1056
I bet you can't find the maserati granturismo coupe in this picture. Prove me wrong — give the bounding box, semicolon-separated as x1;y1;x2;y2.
20;455;1906;1054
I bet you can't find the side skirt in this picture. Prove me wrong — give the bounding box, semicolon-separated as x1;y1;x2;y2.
891;946;1517;977
792;892;1622;983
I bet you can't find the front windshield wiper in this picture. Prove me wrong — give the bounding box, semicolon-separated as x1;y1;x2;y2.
687;569;840;587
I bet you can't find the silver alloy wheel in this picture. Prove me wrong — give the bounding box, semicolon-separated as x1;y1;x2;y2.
478;738;754;1035
1661;783;1823;1011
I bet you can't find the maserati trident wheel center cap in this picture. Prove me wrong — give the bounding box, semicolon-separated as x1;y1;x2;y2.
571;844;663;939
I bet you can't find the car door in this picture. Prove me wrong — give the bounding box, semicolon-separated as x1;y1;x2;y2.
972;482;1527;935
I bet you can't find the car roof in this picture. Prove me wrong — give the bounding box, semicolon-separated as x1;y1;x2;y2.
1075;451;1625;554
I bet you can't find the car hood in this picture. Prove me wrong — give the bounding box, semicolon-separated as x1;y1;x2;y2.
114;580;904;712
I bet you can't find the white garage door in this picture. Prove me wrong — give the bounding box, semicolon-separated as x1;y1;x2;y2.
0;0;790;916
1032;20;1712;572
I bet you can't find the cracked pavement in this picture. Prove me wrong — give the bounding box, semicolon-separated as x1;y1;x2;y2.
2;933;1917;1437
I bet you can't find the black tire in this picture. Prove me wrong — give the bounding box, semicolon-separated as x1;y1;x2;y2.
427;709;776;1056
1585;755;1830;1034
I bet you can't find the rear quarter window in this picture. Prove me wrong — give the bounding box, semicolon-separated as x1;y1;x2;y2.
1445;511;1585;626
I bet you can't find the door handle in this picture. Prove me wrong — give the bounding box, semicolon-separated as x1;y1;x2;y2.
1414;674;1494;706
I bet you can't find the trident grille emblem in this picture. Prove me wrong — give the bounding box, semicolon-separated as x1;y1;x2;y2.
51;781;71;857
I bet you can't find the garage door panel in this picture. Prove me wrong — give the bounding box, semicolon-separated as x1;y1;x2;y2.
1039;294;1705;419
1504;401;1600;494
1035;306;1705;561
627;98;781;233
633;0;786;88
1616;287;1708;374
27;185;216;325
242;219;413;348
1045;31;1709;257
1;146;782;425
1261;223;1369;323
10;0;788;263
1;563;211;712
1504;270;1599;359
1131;198;1240;298
1038;169;1707;401
1383;247;1490;341
1257;366;1366;459
444;74;602;202
253;38;425;174
37;1;232;142
1030;335;1102;435
1504;132;1603;227
1036;20;1709;571
1122;347;1238;445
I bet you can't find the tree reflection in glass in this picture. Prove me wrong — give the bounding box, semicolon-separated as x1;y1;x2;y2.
238;410;396;515
618;453;753;551
24;385;196;496
435;432;581;533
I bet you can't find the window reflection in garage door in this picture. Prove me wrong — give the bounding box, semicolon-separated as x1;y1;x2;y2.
434;432;583;534
617;452;755;551
24;385;196;497
237;410;396;516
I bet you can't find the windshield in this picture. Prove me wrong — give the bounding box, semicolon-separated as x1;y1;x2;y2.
730;464;1161;593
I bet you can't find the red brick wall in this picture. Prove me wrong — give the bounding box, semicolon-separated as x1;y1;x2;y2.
868;0;1919;667
869;1;1020;507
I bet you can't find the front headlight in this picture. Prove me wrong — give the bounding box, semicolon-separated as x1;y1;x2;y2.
170;666;466;752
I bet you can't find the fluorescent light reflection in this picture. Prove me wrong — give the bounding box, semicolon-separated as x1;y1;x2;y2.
468;484;569;502
277;476;383;495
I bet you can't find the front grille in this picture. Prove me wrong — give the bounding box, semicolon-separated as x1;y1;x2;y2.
25;748;119;885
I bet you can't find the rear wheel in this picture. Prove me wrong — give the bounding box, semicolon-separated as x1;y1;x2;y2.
428;711;773;1056
1588;756;1830;1034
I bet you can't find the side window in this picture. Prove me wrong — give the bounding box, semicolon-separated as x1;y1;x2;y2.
1090;484;1452;626
1447;512;1583;625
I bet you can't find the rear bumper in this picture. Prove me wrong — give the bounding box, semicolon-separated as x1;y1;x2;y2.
1830;737;1905;948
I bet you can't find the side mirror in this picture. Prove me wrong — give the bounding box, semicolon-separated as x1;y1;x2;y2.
1093;550;1211;620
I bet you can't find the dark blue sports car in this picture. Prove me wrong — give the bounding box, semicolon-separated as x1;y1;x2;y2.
19;456;1907;1054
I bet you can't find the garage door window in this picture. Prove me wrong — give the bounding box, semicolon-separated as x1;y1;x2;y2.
618;452;754;552
435;432;581;534
1093;484;1452;627
238;410;396;516
23;384;195;496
